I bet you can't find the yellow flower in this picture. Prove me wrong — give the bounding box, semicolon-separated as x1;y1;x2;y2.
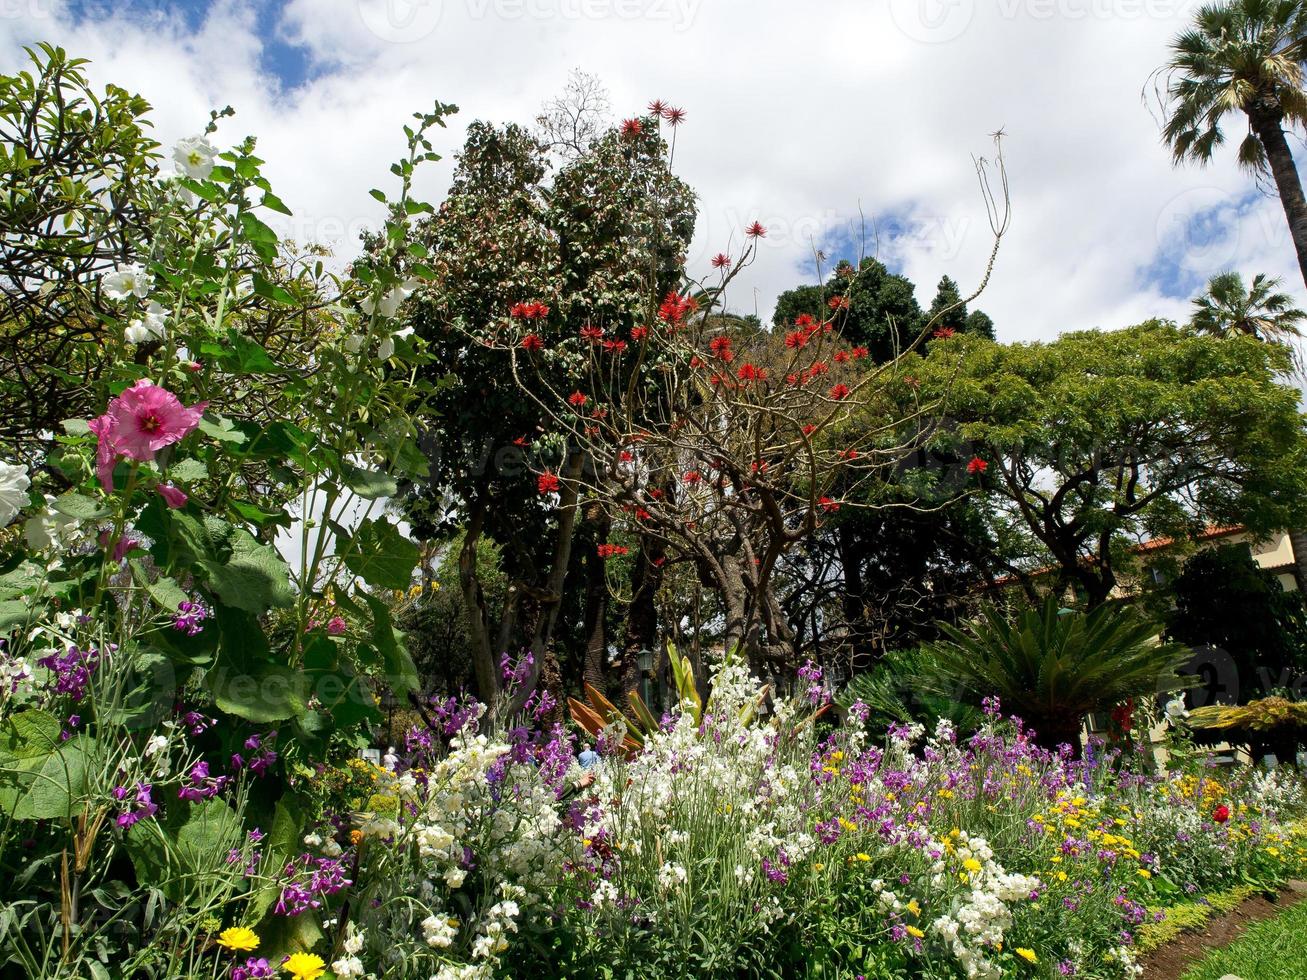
1016;948;1038;964
1137;868;1151;879
216;927;260;953
855;853;871;862
963;858;982;874
282;953;326;980
906;925;925;939
906;899;921;917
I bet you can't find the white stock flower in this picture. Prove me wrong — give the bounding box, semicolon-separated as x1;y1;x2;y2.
0;462;31;527
421;913;458;948
173;135;218;179
124;300;168;344
24;496;77;551
330;955;364;978
101;263;152;301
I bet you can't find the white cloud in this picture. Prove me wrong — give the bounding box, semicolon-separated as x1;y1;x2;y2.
5;0;1306;342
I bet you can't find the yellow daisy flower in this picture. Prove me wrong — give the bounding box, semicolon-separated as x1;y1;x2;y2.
282;952;326;980
216;927;260;953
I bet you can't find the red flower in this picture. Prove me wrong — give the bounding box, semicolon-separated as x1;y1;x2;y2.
621;118;643;137
840;448;860;460
568;391;588;407
967;456;988;475
682;470;702;484
711;253;731;269
512;436;530;447
903;374;920;388
709;335;733;358
828;295;850;310
510;302;528;318
630;325;649;341
1213;804;1230;824
808;361;829;377
603;339;628;354
597;543;630;559
580;325;604;343
819;496;840;513
745;221;766;238
828;383;850;400
851;345;870;359
635;506;652;521
932;326;956;339
618;450;635;463
795;313;816;329
530;302;550;318
647;99;667;116
658;290;698;325
737;362;766;382
834;350;850;363
520;333;544;352
662;106;687;126
802;424;817;436
785;331;807;349
537;472;560;494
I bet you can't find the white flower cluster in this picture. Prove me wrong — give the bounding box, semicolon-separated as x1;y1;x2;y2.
928;832;1040;980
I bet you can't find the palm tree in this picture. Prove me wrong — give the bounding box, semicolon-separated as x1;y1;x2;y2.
920;597;1193;754
1158;1;1307;289
1189;270;1307;342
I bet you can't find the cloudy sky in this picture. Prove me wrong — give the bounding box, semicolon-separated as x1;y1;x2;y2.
4;0;1304;340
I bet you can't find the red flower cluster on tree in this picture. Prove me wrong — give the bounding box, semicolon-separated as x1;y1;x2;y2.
621;118;643;137
580;325;604;343
745;221;766;238
828;383;850;400
819;496;840;513
682;470;702;484
647;99;667;116
662;106;686;126
708;335;733;360
834;350;850;364
802;424;817;436
597;543;630;559
932;326;956;339
568;391;588;407
603;339;627;354
537;472;560;494
630;325;649;341
510;301;550;319
710;253;731;269
967;456;988;474
850;345;869;359
737;363;767;383
785;330;808;349
520;333;544;352
828;295;851;310
658;290;698;326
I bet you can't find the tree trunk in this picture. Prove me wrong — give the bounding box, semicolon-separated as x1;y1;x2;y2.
1248;99;1307;292
620;533;665;712
458;500;499;704
581;514;610;694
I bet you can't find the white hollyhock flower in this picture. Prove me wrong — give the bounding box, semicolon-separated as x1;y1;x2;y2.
360;280;417;319
0;462;30;527
377;326;414;361
102;264;152;301
1165;698;1189;724
124;301;168;344
24;496;78;551
173;136;217;179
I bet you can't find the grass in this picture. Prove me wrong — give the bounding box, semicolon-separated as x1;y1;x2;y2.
1181;895;1307;980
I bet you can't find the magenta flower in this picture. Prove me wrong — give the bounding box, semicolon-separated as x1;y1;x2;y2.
88;380;207;491
157;483;188;508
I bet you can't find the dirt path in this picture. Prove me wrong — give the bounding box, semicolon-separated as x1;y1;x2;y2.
1141;881;1307;980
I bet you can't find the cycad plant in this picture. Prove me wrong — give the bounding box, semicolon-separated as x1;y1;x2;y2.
920;597;1194;752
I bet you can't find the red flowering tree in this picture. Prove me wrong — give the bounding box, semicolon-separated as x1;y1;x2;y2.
401;111;695;707
494;133;1010;678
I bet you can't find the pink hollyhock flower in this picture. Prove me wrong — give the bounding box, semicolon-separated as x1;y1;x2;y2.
88;381;207;491
326;616;347;636
157;484;188;509
107;380;206;461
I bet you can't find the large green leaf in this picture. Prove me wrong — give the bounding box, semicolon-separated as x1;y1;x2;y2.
198;526;294;613
0;710;93;819
125;798;241;905
361;590;419;696
338;518;418;590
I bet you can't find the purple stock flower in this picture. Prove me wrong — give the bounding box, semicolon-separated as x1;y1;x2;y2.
36;646;100;702
173;599;209;637
232;958;275;980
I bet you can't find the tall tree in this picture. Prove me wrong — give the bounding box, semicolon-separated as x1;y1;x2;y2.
1158;0;1307;288
908;323;1307;609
